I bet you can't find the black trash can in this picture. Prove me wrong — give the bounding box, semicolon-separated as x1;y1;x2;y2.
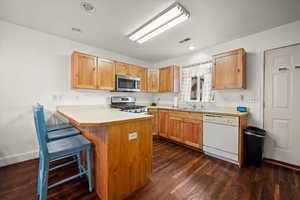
244;126;266;167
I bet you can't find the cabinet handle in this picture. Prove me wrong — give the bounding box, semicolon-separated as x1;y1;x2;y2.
278;67;288;71
295;66;300;69
237;68;240;72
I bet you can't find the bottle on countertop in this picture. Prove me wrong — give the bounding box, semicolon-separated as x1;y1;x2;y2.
173;95;178;107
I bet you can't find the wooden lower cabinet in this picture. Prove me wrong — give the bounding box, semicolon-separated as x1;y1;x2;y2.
168;116;183;142
158;109;169;138
158;110;203;150
182;119;203;149
148;108;158;135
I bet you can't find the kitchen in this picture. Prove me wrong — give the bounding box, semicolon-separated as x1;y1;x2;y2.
1;0;300;200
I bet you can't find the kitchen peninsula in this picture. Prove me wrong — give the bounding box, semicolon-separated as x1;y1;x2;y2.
57;106;153;200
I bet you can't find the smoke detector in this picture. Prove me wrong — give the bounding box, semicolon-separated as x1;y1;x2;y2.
80;1;96;13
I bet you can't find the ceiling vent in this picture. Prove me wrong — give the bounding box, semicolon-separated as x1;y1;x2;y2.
72;27;82;33
179;37;191;44
80;1;96;13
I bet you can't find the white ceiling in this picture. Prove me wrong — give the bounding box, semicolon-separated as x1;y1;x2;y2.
1;0;300;62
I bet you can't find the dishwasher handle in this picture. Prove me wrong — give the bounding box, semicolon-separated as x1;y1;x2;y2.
204;114;224;118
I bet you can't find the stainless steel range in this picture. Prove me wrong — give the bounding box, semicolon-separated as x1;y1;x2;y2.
111;96;147;113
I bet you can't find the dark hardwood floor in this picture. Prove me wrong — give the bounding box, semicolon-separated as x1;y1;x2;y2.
0;138;300;200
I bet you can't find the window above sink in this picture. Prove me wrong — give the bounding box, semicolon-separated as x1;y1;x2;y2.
181;62;214;103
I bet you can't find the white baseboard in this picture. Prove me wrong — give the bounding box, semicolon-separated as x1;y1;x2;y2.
0;151;39;167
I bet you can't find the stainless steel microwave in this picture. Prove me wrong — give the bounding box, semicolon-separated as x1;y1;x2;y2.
115;75;141;92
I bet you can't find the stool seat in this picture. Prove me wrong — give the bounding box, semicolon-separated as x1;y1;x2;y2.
48;135;91;159
47;127;80;141
47;124;73;132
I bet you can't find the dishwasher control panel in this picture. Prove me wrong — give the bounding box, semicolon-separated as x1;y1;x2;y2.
203;114;239;126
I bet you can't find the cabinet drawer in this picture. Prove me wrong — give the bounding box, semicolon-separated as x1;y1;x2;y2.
183;118;202;124
187;112;203;120
169;111;203;120
148;108;158;112
169;111;187;118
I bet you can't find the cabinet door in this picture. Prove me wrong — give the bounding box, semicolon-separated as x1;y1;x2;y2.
140;68;147;92
168;116;183;142
72;52;97;89
129;65;147;92
116;62;130;75
159;67;171;92
182;119;203;149
158;110;169;138
159;66;180;92
147;69;159;92
173;66;181;93
98;58;116;90
212;48;246;89
128;65;140;77
148;109;158;135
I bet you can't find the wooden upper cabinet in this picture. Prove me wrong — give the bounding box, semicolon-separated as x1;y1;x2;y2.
115;62;130;75
147;69;159;92
159;66;180;92
140;68;147;92
72;52;97;89
129;65;147;92
71;51;153;92
212;48;246;89
128;65;139;77
97;58;116;90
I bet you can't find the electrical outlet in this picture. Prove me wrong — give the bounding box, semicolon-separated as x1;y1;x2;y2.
128;132;138;140
247;96;257;103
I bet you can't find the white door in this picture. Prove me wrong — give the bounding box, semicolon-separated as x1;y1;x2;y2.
264;44;300;166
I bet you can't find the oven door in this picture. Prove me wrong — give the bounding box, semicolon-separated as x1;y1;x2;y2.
116;75;141;92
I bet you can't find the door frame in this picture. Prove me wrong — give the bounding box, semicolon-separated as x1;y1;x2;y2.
261;42;300;129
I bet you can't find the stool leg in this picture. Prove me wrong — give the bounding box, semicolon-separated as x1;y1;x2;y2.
39;158;49;200
76;152;83;176
37;154;42;195
86;148;93;192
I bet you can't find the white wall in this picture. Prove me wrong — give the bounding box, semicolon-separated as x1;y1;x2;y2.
153;20;300;127
0;20;153;167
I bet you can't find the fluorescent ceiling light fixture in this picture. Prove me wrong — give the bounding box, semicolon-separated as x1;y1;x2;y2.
137;14;189;44
128;3;190;43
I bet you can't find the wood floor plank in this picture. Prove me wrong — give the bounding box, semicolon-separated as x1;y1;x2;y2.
0;138;300;200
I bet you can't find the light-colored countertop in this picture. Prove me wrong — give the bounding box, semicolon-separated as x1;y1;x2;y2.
57;105;152;126
147;105;248;117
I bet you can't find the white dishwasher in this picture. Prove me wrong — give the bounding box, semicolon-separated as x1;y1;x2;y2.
203;114;239;164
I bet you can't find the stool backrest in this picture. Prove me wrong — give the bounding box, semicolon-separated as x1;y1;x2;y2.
33;104;48;156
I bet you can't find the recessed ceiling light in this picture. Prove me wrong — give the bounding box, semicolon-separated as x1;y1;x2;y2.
72;27;82;33
80;1;96;13
128;3;190;44
188;45;195;50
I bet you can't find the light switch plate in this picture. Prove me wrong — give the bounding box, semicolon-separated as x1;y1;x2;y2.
128;132;138;140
